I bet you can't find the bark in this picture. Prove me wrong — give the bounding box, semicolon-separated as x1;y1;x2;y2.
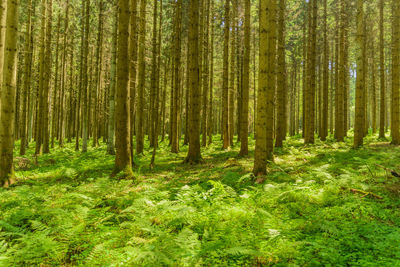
320;0;329;141
51;15;61;149
129;0;138;160
201;0;210;147
0;0;19;185
20;0;33;155
379;0;386;138
114;0;133;176
275;0;286;147
171;0;182;153
304;0;316;144
392;0;400;144
222;0;230;149
107;3;118;155
229;0;237;145
254;0;276;176
185;0;202;164
136;0;145;154
92;0;104;147
239;0;250;155
207;0;214;145
354;0;365;148
82;0;90;152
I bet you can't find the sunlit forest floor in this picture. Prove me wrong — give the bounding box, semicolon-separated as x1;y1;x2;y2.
1;133;400;266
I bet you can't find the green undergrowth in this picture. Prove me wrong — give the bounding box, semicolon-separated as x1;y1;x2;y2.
1;133;400;266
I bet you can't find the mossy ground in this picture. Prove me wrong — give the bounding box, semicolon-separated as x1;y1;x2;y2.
1;133;400;266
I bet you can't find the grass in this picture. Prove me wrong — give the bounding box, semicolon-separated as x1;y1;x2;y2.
1;133;400;266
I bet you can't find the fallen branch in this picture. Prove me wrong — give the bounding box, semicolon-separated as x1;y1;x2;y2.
375;164;400;178
350;188;383;199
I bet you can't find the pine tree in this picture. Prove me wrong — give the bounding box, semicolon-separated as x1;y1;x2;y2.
185;0;202;164
136;0;146;154
391;0;400;144
82;0;90;152
171;0;182;153
254;0;276;175
239;0;250;156
20;0;33;156
222;0;230;149
320;0;329;141
304;0;316;144
379;0;386;139
114;0;133;176
354;0;365;148
0;0;19;186
275;0;287;147
107;2;118;155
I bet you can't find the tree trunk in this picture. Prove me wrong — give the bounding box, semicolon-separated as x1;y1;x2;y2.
304;0;316;144
254;0;276;176
392;0;400;144
320;0;329;141
20;0;33;156
354;0;365;148
201;0;210;147
379;0;386;139
136;0;145;154
0;0;19;185
207;0;214;145
114;0;133;176
222;0;230;149
82;0;90;152
185;0;202;164
240;0;250;155
107;3;118;155
171;0;182;153
275;0;286;147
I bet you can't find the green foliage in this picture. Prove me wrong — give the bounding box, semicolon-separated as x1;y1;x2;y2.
1;135;400;266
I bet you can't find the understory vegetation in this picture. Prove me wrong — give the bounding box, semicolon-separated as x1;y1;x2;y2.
1;135;400;266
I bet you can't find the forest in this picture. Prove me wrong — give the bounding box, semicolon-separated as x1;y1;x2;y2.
0;0;400;265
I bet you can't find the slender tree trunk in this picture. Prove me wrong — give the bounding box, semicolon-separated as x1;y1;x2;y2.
222;0;230;149
201;0;210;147
335;0;345;142
35;0;47;155
379;0;386;138
304;0;316;144
92;0;103;147
42;0;53;154
392;0;400;144
275;0;286;147
371;39;377;134
0;0;7;109
129;0;137;162
171;0;182;153
136;0;145;154
240;0;250;155
354;0;365;148
115;0;133;176
51;15;61;149
208;0;214;145
0;0;19;185
149;0;158;148
320;0;329;141
82;0;90;152
229;0;237;145
254;0;276;176
185;0;202;164
20;0;33;155
107;3;118;155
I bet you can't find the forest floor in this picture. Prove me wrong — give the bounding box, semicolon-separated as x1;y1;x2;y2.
1;133;400;266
